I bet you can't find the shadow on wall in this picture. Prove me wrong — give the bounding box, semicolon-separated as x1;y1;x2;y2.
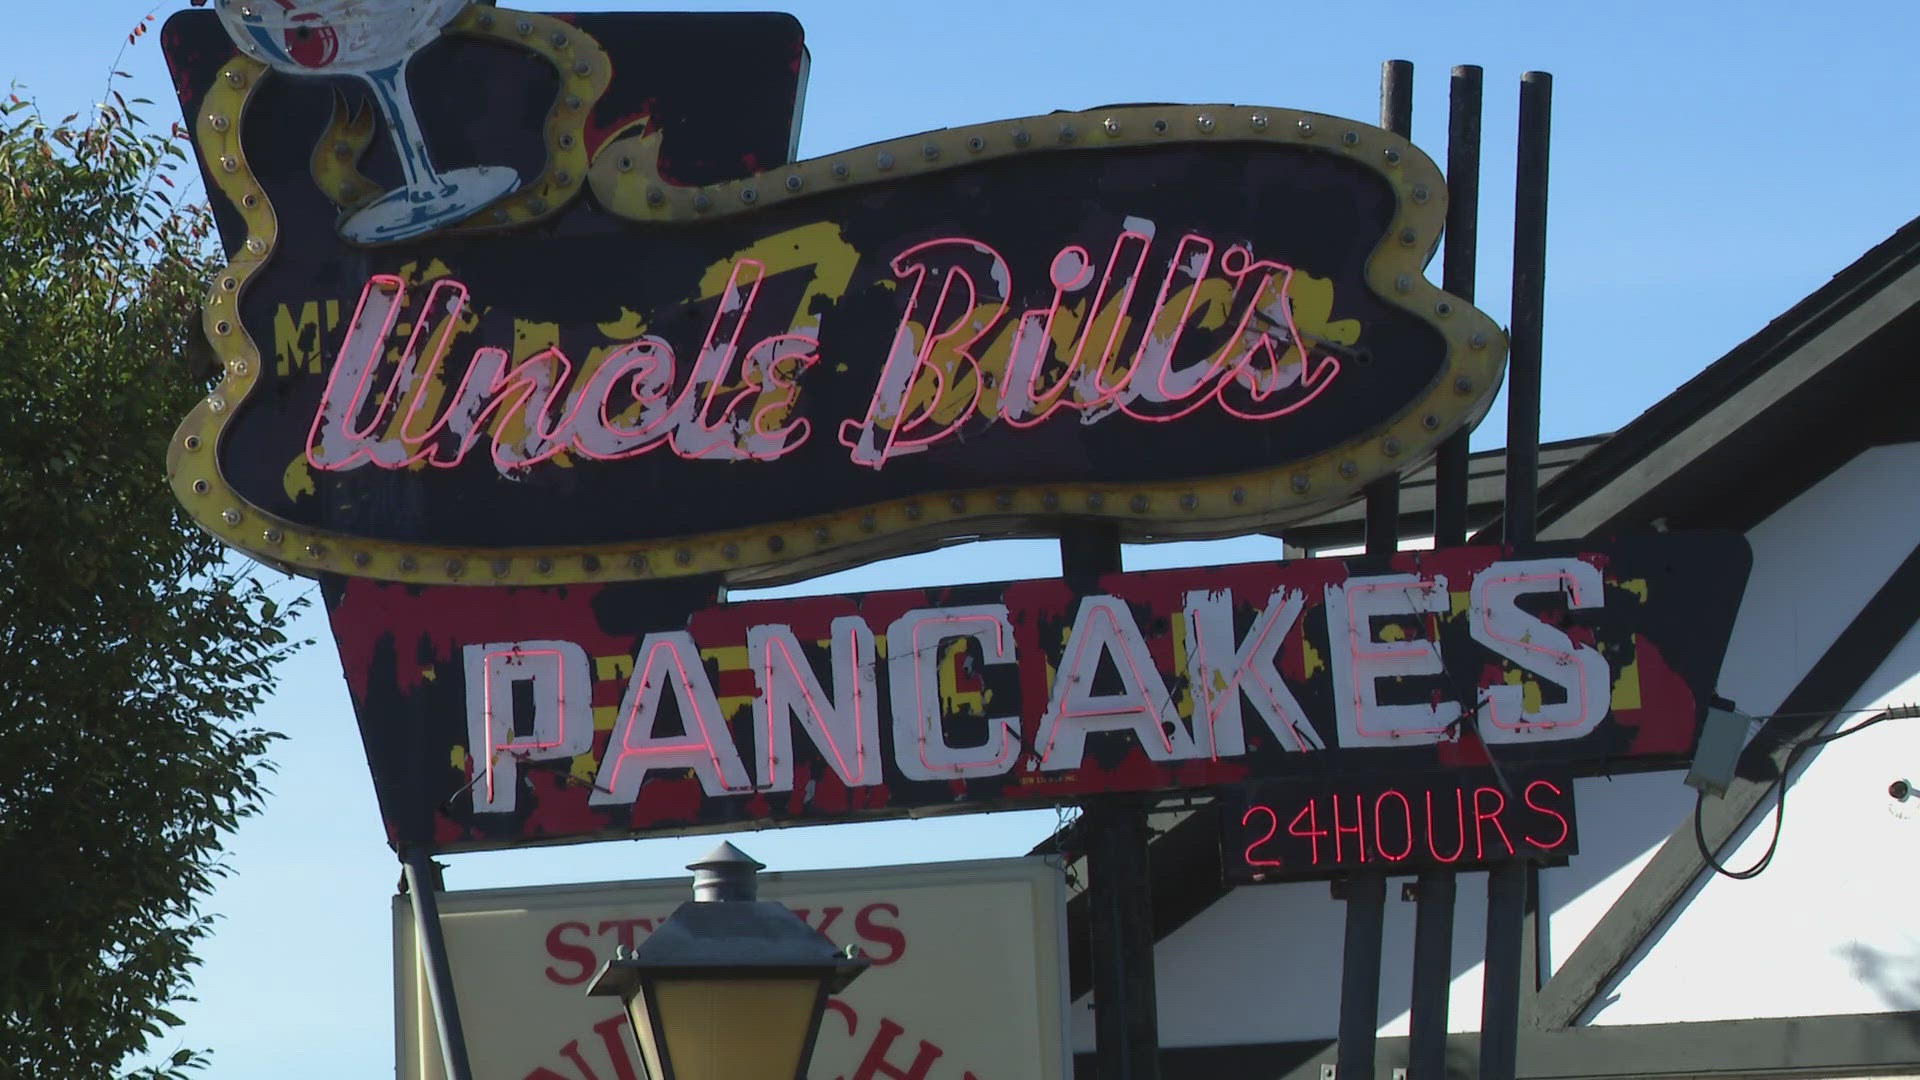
1838;942;1920;1028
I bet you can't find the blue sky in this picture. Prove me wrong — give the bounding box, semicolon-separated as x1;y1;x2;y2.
9;1;1920;1075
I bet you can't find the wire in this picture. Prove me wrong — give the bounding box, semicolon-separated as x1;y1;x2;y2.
1695;704;1918;880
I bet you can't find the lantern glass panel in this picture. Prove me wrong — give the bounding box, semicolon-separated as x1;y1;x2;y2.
644;975;825;1080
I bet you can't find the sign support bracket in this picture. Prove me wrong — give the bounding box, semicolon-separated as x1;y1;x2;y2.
402;848;476;1080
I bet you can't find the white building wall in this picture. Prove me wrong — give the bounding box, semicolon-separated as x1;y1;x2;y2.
1085;443;1920;1051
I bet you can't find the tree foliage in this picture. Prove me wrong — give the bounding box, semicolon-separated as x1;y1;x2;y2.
0;78;304;1077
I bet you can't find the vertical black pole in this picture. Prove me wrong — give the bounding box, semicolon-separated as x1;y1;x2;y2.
1483;69;1552;1080
1336;59;1415;1080
1407;64;1483;1080
1066;522;1161;1080
402;848;475;1080
1480;864;1529;1080
1503;71;1551;548
1434;64;1483;549
1408;871;1458;1079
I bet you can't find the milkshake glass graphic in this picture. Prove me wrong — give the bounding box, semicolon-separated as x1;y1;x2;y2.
215;0;520;243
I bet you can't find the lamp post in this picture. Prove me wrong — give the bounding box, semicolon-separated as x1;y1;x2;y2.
588;843;870;1080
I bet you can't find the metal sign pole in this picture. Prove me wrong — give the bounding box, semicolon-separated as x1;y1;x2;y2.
1482;68;1553;1080
1409;62;1484;1080
1067;523;1163;1080
402;848;475;1080
1336;61;1414;1080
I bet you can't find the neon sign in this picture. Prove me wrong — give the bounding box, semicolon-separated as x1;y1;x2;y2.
1221;773;1579;883
163;8;1506;588
322;534;1749;852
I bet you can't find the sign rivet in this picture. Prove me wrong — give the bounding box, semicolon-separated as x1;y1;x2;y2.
551;32;569;48
876;152;894;171
491;558;511;576
515;19;533;34
1231;487;1248;504
967;136;985;153
860;513;877;532
1297;118;1314;136
564;94;582;110
1103;117;1121;136
445;559;464;577
1454;375;1474;393
184;435;202;451
1251;114;1269;130
1130;495;1150;512
626;555;647;572
740;187;757;204
221;277;237;291
306;543;326;558
1384;437;1402;455
813;527;830;543
1043;493;1059;510
228;359;249;377
722;543;740;560
1399;228;1418;245
1424;413;1442;430
1180;493;1198;510
573;60;592;76
994;491;1014;509
905;503;923;521
784;174;803;191
399;555;418;572
557;132;576;149
692;193;711;211
1292;475;1311;493
477;12;494;28
618;155;634;172
949;495;966;512
222;508;242;526
530;557;550;574
1412;184;1431;203
1394;275;1412;293
209;114;230;132
224;69;247;88
246;237;265;254
1196;115;1215;133
922;143;940;160
1338;461;1358;478
263;528;283;545
1435;301;1453;317
1470;333;1488;349
207;395;227;413
492;207;511;223
581;555;600;573
528;197;548;213
646;188;664;206
1012;129;1031;147
241;193;260;209
192;479;211;495
1383;148;1401;165
1087;493;1105;510
1059;123;1076;142
831;162;850;179
214;320;232;335
1152;119;1169;134
349;551;369;568
219;155;238;173
767;536;785;553
1342;131;1360;145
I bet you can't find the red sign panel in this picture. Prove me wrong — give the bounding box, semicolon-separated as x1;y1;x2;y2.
324;534;1748;853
